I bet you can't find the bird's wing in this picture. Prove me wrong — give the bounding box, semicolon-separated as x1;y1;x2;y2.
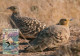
46;25;70;44
15;17;46;37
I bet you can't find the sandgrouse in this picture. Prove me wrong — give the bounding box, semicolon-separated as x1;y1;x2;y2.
7;6;46;38
3;32;13;47
25;19;71;52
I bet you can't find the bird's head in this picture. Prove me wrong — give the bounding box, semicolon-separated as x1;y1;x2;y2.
7;6;18;13
59;19;72;26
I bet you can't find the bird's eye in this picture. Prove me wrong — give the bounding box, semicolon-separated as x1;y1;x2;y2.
64;20;67;21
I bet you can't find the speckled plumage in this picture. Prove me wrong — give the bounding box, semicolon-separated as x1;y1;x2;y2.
8;6;46;38
25;19;70;52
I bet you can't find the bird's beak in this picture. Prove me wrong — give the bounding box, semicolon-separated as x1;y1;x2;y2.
70;19;73;21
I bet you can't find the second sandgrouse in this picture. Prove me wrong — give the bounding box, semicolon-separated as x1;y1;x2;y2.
25;19;71;52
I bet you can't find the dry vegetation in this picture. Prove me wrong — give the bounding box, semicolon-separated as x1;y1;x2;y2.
0;0;80;56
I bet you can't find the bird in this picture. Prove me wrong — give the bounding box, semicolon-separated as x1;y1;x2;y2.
7;6;46;38
24;19;71;52
3;32;13;47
